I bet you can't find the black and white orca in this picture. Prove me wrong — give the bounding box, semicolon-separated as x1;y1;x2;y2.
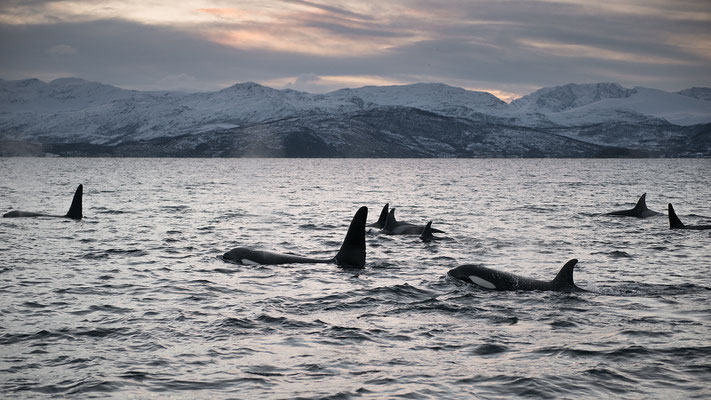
381;208;444;235
3;184;83;220
448;259;585;292
606;193;661;218
222;206;367;267
668;203;711;230
367;203;389;229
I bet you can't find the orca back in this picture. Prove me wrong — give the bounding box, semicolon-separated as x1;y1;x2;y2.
334;206;367;267
65;184;83;220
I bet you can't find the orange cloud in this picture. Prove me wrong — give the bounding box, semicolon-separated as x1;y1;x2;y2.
195;8;246;18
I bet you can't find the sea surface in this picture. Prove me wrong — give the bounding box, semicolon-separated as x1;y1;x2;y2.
0;158;710;399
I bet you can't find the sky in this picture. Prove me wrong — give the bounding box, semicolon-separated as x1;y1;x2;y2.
0;0;710;101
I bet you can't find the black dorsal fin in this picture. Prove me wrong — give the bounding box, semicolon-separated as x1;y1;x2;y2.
383;208;398;231
551;259;579;291
668;203;685;229
334;206;367;267
375;203;389;228
633;193;648;211
420;221;434;242
64;184;83;219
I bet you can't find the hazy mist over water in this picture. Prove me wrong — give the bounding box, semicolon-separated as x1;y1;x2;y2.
1;158;710;399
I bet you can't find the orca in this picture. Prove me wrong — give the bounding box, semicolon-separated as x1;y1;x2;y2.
223;206;367;267
367;203;389;228
668;203;711;230
381;208;444;235
448;259;585;292
606;193;661;218
3;184;83;220
420;221;443;242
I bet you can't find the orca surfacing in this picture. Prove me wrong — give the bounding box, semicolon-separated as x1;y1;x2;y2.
448;259;585;292
223;206;367;267
668;204;711;230
420;221;443;242
3;184;83;220
606;193;661;218
381;208;444;235
367;203;389;229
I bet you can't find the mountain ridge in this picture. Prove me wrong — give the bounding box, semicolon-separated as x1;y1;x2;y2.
1;77;709;157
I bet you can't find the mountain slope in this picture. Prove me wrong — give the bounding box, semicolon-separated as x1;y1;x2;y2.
1;77;710;157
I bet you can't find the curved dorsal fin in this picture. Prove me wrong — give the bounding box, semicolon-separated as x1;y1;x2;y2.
551;259;579;291
384;208;398;231
64;184;83;220
420;221;434;242
375;203;389;227
633;193;648;211
668;203;685;229
334;206;367;267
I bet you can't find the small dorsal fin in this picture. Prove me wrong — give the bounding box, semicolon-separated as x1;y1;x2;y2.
383;208;398;231
334;206;367;267
551;259;578;291
633;193;648;211
375;203;389;227
64;184;83;220
420;221;434;242
668;203;685;229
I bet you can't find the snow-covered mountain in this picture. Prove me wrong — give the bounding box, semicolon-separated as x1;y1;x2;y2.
676;87;711;102
1;78;709;157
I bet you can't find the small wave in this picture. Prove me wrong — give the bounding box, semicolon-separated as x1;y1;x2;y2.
593;250;633;258
549;320;577;328
159;205;191;212
68;304;132;316
21;379;122;395
472;343;509;356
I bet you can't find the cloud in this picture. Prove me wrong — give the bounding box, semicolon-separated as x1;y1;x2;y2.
0;0;709;97
47;44;78;56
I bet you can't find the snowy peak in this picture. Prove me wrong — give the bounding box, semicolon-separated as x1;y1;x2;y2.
1;77;710;153
330;83;507;110
512;83;634;113
676;87;711;101
0;77;133;111
508;83;711;126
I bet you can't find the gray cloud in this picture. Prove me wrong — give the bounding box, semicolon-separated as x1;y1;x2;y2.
0;0;709;98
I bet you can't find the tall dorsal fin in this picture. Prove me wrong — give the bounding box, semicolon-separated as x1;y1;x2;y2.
383;208;398;231
668;203;685;229
334;206;367;267
633;193;648;211
375;203;389;227
420;221;434;242
64;184;83;220
551;259;579;291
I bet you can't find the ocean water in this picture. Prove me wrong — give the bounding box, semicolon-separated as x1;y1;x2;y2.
0;158;709;399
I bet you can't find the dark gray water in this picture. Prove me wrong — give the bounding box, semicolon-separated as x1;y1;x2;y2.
1;158;710;399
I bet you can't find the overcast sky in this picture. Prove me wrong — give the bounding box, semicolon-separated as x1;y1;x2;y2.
0;0;709;101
